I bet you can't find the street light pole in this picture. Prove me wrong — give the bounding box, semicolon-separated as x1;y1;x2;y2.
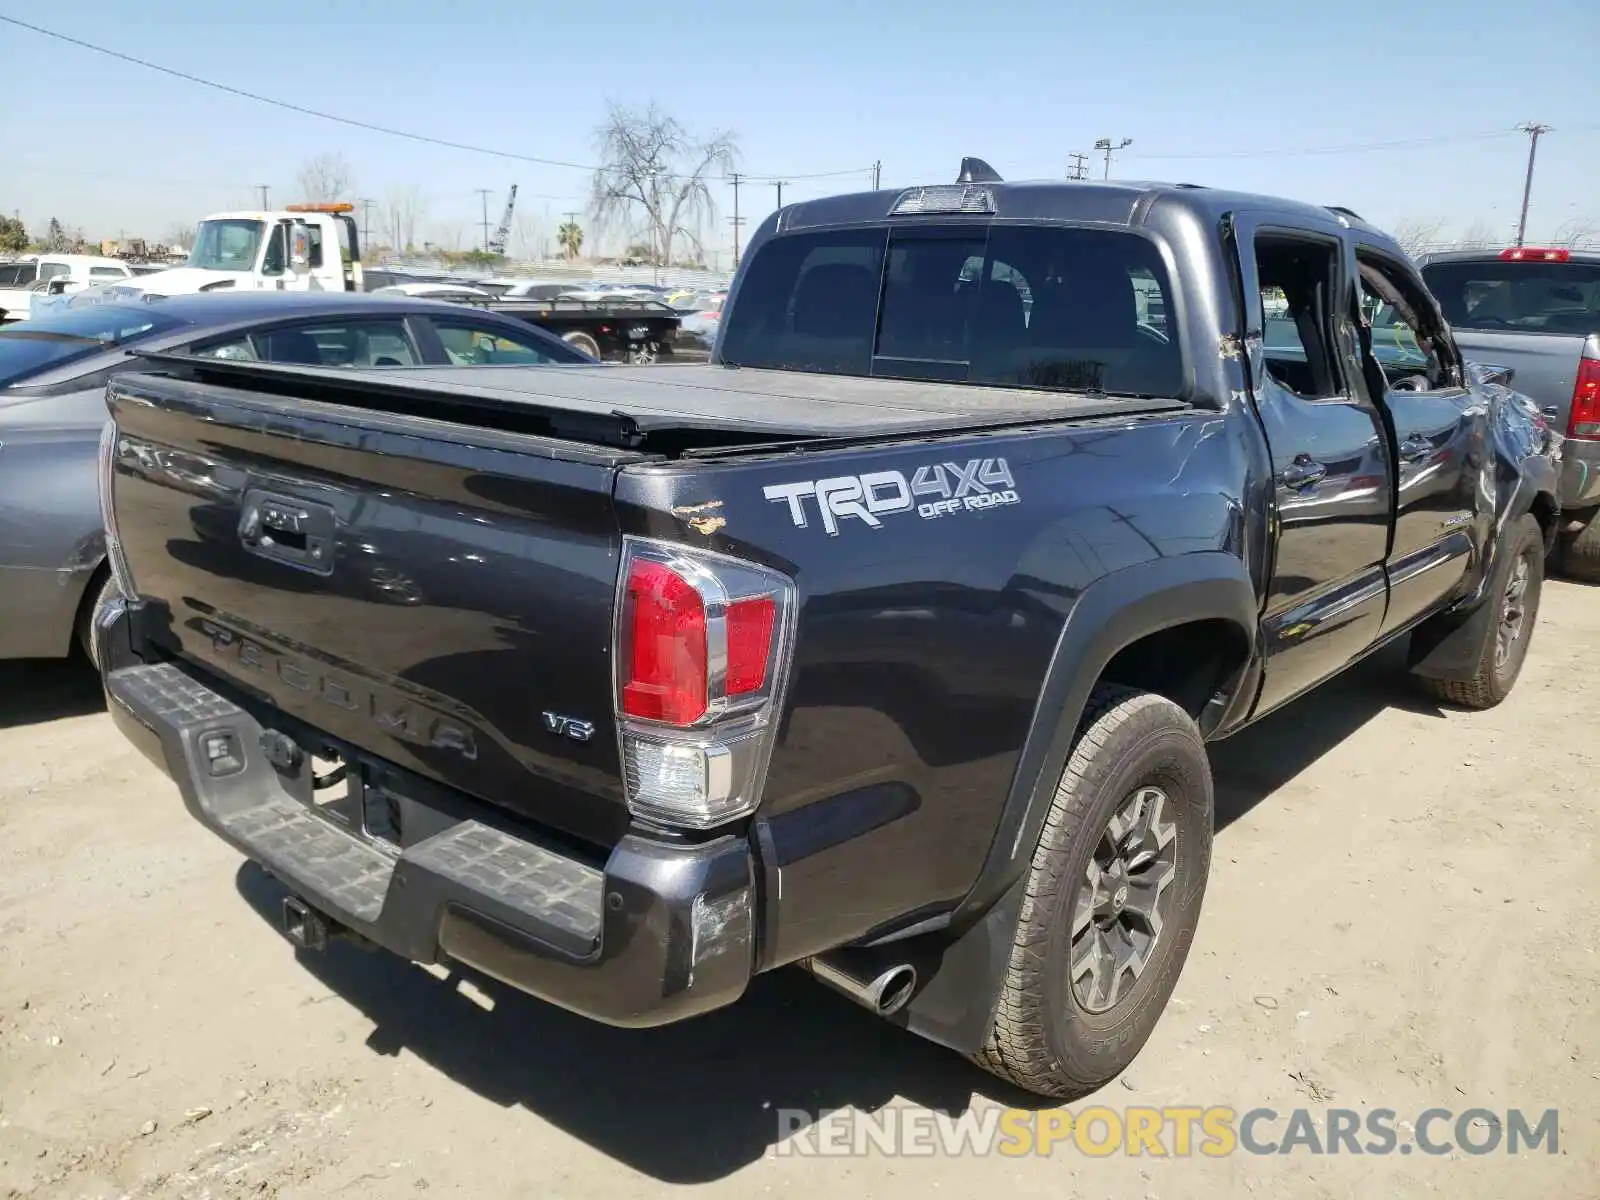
1094;137;1133;180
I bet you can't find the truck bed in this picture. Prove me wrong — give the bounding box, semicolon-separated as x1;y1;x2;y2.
140;355;1188;449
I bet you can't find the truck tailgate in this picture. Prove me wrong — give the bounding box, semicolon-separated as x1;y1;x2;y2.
104;371;641;849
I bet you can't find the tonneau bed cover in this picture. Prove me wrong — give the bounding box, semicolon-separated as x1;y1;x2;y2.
130;355;1188;450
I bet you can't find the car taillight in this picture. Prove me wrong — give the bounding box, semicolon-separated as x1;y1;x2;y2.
614;536;795;830
1500;247;1570;262
1570;338;1600;440
96;421;138;600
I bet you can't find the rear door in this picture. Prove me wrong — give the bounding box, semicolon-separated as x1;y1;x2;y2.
1355;248;1485;634
1234;215;1394;714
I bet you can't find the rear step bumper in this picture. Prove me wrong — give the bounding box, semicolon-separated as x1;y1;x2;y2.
105;655;756;1028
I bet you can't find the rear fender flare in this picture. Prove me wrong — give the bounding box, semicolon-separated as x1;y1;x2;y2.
896;552;1258;1056
954;550;1259;928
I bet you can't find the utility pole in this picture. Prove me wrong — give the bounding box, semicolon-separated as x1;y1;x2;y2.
1066;153;1090;181
1514;123;1552;248
358;198;374;251
729;173;746;268
256;184;270;209
475;188;493;253
772;180;787;209
872;160;882;190
1094;138;1133;180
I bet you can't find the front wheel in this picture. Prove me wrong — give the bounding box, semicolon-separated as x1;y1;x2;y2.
974;685;1213;1099
1415;512;1544;709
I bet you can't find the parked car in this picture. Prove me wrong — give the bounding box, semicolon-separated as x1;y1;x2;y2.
0;254;134;323
370;282;492;301
0;292;591;668
1417;248;1600;578
96;167;1558;1101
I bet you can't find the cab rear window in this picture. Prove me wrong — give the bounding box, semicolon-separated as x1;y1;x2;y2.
1422;259;1600;335
719;224;1182;398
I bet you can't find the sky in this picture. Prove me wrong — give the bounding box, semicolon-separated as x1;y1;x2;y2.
2;0;1598;264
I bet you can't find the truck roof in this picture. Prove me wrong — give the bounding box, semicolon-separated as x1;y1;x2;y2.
1419;248;1600;266
145;358;1187;447
776;178;1403;252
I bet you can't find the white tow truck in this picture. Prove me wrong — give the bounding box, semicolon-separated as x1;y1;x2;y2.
74;202;363;306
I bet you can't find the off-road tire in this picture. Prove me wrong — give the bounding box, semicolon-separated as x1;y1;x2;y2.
1557;507;1600;583
1415;513;1543;709
973;685;1213;1099
561;330;602;360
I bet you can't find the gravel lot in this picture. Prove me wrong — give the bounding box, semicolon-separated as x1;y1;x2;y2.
1;582;1595;1198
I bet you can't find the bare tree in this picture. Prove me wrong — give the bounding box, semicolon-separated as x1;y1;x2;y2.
165;222;197;252
296;154;354;204
589;101;737;267
510;211;544;262
1390;217;1447;258
384;185;426;253
1552;214;1600;248
1457;219;1499;250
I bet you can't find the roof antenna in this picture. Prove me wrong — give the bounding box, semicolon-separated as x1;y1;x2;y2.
957;157;1003;184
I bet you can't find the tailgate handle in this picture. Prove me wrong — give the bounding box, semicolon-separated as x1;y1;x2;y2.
239;490;335;575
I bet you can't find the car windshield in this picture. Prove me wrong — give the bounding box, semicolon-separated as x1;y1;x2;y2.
1421;259;1600;336
186;219;265;272
0;304;181;387
719;223;1182;397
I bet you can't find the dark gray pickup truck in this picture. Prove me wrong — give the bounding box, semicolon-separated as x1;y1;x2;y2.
1418;248;1600;578
95;162;1560;1099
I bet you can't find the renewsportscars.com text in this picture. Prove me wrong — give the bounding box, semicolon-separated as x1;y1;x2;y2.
772;1105;1560;1158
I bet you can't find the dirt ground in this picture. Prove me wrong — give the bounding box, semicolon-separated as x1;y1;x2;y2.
1;583;1595;1199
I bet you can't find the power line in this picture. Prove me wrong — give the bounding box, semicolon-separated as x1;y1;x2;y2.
1125;128;1524;161
1514;123;1553;248
0;14;873;187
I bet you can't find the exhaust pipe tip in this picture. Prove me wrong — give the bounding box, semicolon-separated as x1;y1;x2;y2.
806;955;918;1017
872;964;918;1016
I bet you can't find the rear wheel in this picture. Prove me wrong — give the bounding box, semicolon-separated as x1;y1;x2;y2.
1415;513;1543;709
974;685;1212;1099
561;330;602;360
1557;507;1600;583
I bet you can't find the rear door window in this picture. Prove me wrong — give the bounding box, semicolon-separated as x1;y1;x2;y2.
193;319;421;367
1421;259;1600;335
719;223;1182;397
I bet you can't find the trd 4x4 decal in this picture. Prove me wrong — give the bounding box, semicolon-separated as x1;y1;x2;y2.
762;457;1020;535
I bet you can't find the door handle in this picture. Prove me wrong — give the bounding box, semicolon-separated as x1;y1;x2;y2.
1399;434;1432;462
1280;454;1327;489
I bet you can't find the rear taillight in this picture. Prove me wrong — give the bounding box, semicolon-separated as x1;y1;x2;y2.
96;421;138;600
1570;337;1600;440
1500;247;1571;262
614;536;795;830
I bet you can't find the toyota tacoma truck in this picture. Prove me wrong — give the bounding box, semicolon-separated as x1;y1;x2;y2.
1416;247;1600;579
95;161;1560;1099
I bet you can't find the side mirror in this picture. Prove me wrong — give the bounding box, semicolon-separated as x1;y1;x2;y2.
289;224;312;270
